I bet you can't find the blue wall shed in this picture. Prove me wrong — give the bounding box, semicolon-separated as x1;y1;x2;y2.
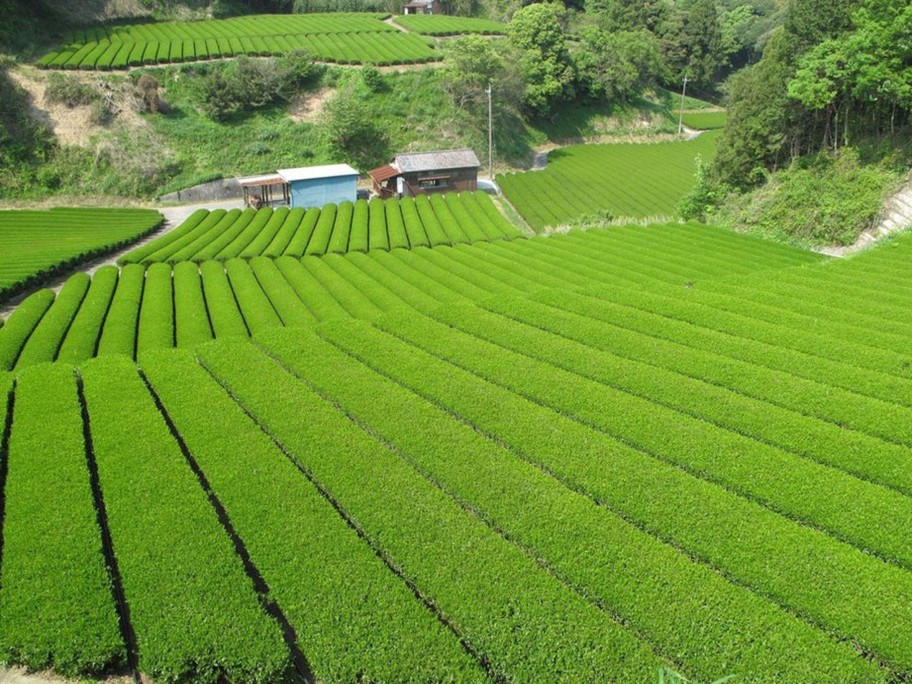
278;164;359;209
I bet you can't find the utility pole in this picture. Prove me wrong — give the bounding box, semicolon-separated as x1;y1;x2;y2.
677;74;690;137
486;81;494;183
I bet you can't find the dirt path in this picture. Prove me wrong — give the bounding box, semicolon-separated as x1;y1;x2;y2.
384;16;409;31
0;667;130;684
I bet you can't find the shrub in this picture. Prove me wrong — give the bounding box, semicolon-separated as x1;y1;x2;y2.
361;64;384;92
198;52;321;121
135;73;161;113
44;72;99;107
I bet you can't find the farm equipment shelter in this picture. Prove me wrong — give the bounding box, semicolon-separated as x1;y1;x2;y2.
238;173;289;207
278;164;360;209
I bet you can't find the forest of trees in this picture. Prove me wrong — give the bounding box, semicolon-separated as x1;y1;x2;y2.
1;0;909;206
713;0;912;189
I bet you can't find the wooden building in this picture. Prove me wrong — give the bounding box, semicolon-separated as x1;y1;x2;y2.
369;149;480;199
403;0;441;14
277;164;359;209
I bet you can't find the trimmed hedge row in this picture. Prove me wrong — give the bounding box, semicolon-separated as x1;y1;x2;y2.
119;194;523;264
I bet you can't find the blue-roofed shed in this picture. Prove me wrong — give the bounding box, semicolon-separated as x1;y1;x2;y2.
278;164;360;209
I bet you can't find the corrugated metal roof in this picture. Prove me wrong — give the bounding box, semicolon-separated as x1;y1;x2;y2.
277;164;360;183
394;149;480;174
238;173;286;187
368;164;401;182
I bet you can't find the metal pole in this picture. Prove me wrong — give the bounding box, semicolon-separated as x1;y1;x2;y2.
678;75;689;137
486;81;493;183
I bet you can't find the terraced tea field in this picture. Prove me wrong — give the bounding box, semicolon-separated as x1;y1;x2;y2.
0;208;162;301
37;13;438;69
393;15;505;35
119;192;522;265
0;224;813;370
681;110;727;130
1;216;911;684
498;131;720;231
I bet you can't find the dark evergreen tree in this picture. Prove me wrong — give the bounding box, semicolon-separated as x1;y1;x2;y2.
680;0;723;89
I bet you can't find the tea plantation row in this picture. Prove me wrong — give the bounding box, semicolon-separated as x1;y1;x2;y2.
120;192;521;265
37;13;508;70
498;131;720;231
0;208;163;302
2;226;912;682
0;224;813;370
38;13;438;69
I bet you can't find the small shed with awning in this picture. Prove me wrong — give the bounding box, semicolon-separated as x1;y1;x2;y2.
277;163;360;209
238;173;290;207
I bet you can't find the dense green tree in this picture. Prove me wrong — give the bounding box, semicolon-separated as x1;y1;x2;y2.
711;0;893;188
322;89;389;169
783;0;857;53
678;0;723;89
443;35;522;118
197;51;320;120
583;0;669;33
506;2;575;116
712;31;798;187
789;0;912;144
573;28;667;103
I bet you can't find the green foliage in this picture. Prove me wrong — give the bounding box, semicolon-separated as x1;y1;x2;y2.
198;52;321;120
321;88;389;169
441;35;525;137
716;0;912;189
360;63;384;92
783;0;857;54
717;147;903;247
0;63;56;196
506;1;574;115
679;153;725;221
573;28;667;103
679;0;723;89
711;31;796;188
788;0;912;141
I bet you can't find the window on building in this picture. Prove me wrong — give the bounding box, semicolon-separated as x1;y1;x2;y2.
418;177;449;189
